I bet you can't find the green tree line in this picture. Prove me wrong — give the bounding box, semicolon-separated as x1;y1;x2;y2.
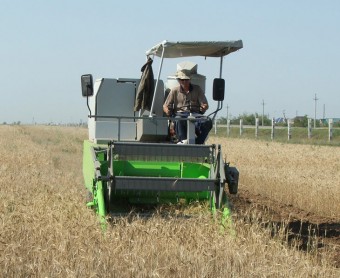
217;114;340;128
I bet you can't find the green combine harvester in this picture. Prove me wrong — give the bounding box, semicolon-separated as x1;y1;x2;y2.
81;40;242;222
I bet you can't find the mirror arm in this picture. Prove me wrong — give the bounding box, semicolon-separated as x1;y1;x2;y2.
207;100;223;122
86;93;92;118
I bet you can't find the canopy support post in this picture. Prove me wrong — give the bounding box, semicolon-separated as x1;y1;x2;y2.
211;55;224;122
149;46;165;117
219;55;223;78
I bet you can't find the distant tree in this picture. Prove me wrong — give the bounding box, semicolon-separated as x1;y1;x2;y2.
293;115;308;127
314;119;321;128
275;121;287;127
217;117;228;125
233;113;271;126
218;113;272;126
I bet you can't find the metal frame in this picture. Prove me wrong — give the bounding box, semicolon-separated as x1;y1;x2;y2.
82;40;242;223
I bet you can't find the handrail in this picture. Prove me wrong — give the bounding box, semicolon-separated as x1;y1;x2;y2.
88;114;209;121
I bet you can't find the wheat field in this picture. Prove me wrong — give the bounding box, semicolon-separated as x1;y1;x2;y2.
0;125;339;277
210;136;340;219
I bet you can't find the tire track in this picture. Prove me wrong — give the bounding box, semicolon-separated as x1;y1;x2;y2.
229;187;340;267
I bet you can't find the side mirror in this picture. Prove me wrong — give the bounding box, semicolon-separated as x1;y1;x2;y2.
212;78;225;101
81;74;94;97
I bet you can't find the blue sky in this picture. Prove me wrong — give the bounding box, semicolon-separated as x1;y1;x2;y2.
1;0;339;124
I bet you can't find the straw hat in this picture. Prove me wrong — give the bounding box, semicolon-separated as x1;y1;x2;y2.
176;69;191;80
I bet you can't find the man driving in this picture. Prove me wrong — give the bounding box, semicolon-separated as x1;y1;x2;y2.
163;69;210;144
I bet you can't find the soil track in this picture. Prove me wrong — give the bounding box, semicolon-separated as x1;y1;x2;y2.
229;187;340;267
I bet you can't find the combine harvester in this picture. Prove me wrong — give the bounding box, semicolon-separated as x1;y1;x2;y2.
81;40;242;223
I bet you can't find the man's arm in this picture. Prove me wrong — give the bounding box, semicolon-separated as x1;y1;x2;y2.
198;88;209;113
163;90;174;116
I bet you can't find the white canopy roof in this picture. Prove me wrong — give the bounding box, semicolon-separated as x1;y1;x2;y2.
145;40;243;58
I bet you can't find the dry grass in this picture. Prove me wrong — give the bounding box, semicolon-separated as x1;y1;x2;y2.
1;125;339;277
209;136;340;219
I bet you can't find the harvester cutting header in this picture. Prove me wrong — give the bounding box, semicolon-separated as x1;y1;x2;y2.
80;40;243;222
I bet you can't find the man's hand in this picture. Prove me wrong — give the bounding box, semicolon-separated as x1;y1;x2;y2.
163;106;172;116
200;104;208;113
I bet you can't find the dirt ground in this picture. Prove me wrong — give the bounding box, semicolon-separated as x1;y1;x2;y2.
229;187;340;267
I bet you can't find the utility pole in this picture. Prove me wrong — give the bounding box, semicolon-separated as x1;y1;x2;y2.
313;93;318;128
282;110;286;122
261;99;265;126
323;104;325;119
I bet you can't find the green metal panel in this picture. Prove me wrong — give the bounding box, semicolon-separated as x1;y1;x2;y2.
113;161;182;177
112;161;210;178
82;140;108;192
83;140;96;193
181;162;210;178
82;139;219;215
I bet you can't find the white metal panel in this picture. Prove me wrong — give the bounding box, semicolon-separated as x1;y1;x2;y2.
95;79;136;118
90;78;137;141
146;40;243;58
136;118;168;141
87;78;166;142
95;121;136;141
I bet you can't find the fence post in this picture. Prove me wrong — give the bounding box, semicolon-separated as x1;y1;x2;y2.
271;118;275;140
227;119;230;136
255;117;259;138
287;119;291;140
214;119;217;134
329;119;333;141
240;119;243;136
308;118;312;139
